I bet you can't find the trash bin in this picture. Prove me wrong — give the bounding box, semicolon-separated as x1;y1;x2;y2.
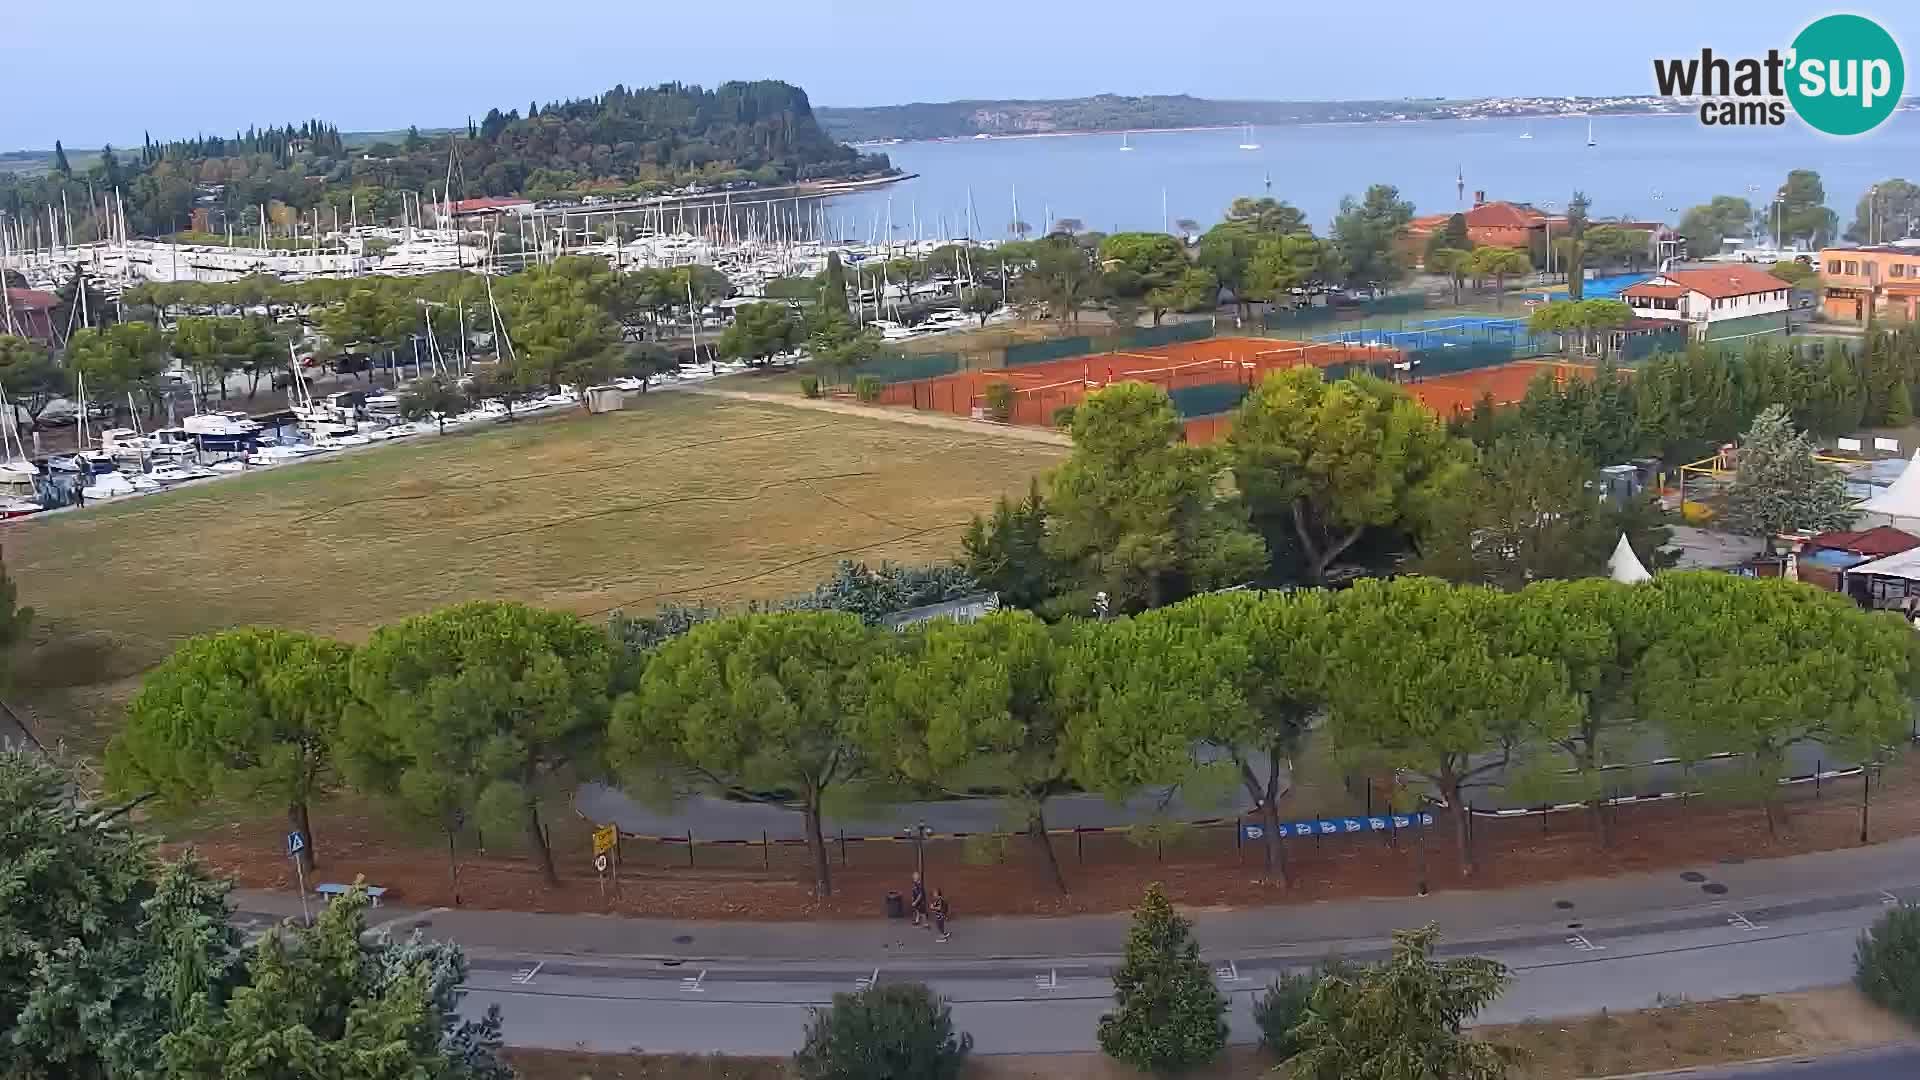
884;890;905;919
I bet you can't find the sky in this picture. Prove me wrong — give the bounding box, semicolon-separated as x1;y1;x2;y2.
5;1;1918;150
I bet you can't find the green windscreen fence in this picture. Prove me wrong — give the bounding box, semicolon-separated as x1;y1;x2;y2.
1262;294;1429;331
1004;336;1095;367
1620;328;1686;365
1124;320;1217;349
1405;341;1517;375
851;352;961;384
1167;382;1249;418
1703;312;1793;343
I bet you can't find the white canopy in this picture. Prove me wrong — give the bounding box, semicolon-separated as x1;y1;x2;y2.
1861;450;1920;520
1607;533;1653;584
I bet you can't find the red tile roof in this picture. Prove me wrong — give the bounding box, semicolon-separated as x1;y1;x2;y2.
1808;526;1920;557
3;287;55;310
449;197;532;214
1623;282;1687;299
1657;266;1793;299
1465;201;1544;229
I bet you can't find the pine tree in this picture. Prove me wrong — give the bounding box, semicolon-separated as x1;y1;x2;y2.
1097;883;1228;1072
52;140;70;174
1722;405;1856;537
1287;924;1515;1080
1891;380;1914;429
0;560;33;692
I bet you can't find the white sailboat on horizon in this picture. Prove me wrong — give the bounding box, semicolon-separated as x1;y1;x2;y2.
1519;121;1534;140
1120;131;1134;151
1586;115;1597;147
1238;123;1260;151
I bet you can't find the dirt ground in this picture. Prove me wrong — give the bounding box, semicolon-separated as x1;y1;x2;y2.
499;988;1913;1079
174;755;1919;921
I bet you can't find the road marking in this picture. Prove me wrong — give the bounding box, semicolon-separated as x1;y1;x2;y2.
855;968;880;991
511;961;542;985
1726;912;1767;932
1882;891;1901;906
1565;933;1604;952
1214;960;1244;983
1034;969;1060;991
679;969;707;993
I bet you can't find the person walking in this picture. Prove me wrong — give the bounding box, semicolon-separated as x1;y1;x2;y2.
931;889;950;943
908;871;927;928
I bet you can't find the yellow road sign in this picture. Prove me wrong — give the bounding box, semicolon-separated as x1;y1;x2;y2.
592;825;618;856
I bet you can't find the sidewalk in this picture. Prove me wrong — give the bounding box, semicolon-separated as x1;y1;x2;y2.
234;832;1920;966
685;386;1073;446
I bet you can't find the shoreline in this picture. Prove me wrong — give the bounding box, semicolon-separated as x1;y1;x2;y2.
845;110;1708;147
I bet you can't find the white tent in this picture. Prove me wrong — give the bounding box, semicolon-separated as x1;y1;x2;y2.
1861;450;1920;529
1607;533;1653;584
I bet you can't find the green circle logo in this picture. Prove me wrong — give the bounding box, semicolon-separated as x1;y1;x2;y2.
1788;14;1905;136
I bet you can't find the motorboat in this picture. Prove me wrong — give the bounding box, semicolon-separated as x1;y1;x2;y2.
145;465;214;484
209;460;247;474
184;411;262;453
0;498;44;520
82;472;144;500
0;461;39;500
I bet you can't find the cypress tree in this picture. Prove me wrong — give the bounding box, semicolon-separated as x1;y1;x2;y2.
52;140;70;174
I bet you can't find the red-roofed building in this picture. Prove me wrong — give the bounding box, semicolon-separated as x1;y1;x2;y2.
446;197;534;220
1621;267;1793;341
1807;526;1920;558
2;288;56;342
1398;193;1562;267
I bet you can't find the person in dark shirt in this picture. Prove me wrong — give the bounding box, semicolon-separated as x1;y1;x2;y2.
909;871;927;928
931;889;950;942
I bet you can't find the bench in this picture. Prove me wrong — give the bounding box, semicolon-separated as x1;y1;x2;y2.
313;883;388;906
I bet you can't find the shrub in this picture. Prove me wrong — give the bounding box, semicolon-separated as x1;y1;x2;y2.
793;982;971;1080
984;381;1014;423
1253;969;1317;1057
854;375;883;403
1097;883;1227;1072
1051;403;1078;430
1856;903;1920;1023
800;374;822;398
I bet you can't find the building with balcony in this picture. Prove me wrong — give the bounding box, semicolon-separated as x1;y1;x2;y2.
1619;266;1792;342
1817;244;1920;323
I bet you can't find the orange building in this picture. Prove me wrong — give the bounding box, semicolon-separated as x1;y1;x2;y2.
1818;245;1920;322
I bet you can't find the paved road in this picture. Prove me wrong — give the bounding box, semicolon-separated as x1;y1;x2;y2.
233;835;1920;1058
1669;1046;1920;1077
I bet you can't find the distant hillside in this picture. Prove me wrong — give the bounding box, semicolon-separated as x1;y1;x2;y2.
1;80;893;240
817;94;1471;141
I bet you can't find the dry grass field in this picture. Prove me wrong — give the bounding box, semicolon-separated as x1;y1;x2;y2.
4;392;1064;752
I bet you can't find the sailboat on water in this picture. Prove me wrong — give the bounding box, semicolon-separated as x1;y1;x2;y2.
1120;131;1134;152
1519;121;1534;140
1238;123;1260;151
1586;115;1597;147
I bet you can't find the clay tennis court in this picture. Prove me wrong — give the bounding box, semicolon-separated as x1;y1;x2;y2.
1403;359;1596;417
877;336;1398;426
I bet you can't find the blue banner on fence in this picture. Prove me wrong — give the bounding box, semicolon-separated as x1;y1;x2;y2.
1241;812;1432;842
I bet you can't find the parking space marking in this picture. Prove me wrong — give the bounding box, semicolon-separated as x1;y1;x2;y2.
1034;969;1060;991
511;961;542;985
1726;912;1766;932
679;969;707;993
1566;933;1604;952
855;968;880;991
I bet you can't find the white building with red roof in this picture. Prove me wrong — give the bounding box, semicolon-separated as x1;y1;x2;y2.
1620;266;1793;342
